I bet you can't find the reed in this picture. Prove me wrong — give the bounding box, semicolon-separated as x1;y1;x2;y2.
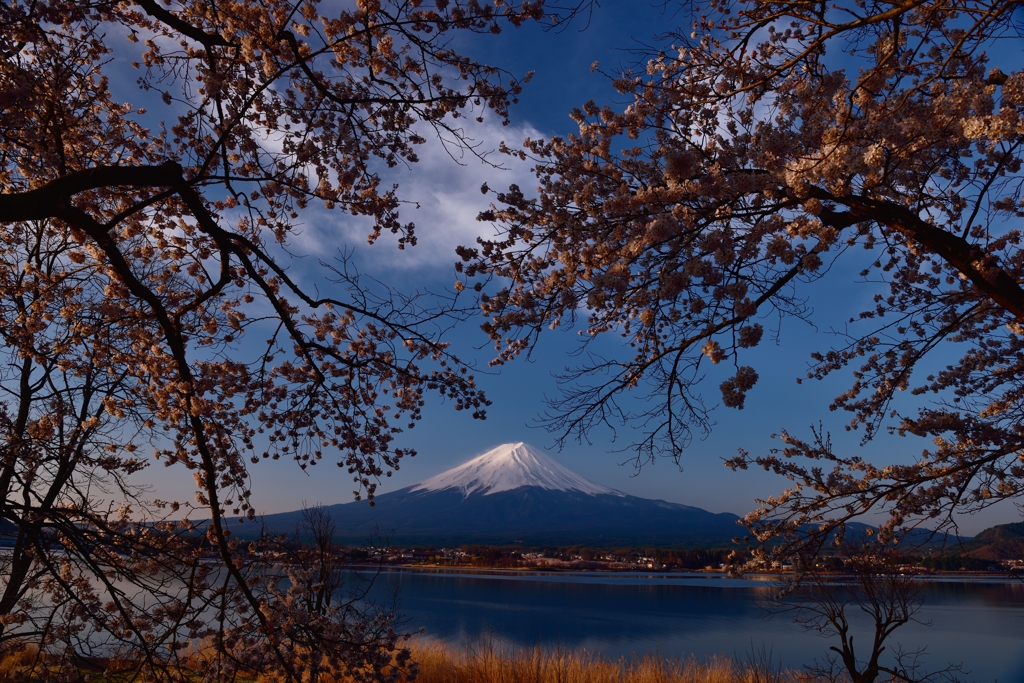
0;642;40;680
397;639;819;683
0;638;824;682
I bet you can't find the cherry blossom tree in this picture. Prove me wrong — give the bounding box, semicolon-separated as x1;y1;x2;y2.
0;0;583;679
252;504;404;683
463;0;1024;566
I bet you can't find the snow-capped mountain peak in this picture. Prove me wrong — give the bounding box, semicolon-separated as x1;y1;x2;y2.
410;442;623;497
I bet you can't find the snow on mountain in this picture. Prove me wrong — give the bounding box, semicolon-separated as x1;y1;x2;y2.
240;441;744;546
410;442;624;497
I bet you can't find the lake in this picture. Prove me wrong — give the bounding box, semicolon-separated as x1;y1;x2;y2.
367;568;1024;682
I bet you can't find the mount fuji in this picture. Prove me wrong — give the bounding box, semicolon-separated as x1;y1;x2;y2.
252;442;742;547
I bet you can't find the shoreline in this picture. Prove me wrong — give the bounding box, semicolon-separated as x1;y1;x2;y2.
343;562;1021;581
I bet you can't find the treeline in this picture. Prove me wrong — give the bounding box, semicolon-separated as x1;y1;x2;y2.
375;544;1013;573
450;545;737;569
651;549;734;569
918;555;996;572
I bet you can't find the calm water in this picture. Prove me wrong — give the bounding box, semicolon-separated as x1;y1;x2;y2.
367;569;1024;682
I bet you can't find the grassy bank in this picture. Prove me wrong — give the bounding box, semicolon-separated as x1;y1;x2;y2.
402;641;814;683
0;640;817;682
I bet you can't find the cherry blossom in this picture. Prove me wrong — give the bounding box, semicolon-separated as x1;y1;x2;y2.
465;0;1024;566
0;1;584;679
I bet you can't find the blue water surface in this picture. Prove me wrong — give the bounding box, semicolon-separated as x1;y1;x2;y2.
365;569;1024;682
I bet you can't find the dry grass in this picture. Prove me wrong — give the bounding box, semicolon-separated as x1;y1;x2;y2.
397;639;819;683
0;642;41;680
0;639;823;682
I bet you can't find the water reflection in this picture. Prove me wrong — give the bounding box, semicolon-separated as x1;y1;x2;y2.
368;569;1024;683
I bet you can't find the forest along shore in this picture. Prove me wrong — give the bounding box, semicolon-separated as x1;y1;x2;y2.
338;543;1020;575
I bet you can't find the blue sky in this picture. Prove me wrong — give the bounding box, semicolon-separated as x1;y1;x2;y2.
138;1;1020;536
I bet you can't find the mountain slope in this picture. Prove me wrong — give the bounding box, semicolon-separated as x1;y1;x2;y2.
968;521;1024;560
410;442;622;497
247;443;741;547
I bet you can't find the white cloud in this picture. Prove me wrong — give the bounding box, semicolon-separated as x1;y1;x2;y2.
290;117;544;274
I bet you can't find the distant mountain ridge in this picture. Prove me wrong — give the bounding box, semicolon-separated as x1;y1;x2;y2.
968;521;1024;560
246;442;742;547
973;521;1024;545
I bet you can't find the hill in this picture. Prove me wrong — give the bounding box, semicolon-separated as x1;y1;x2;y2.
968;521;1024;560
